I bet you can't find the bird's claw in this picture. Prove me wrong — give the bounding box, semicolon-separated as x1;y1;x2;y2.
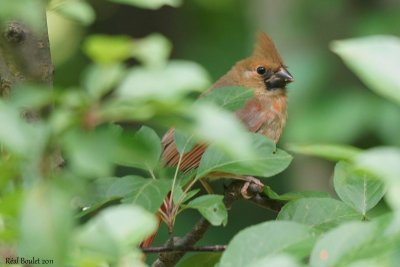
240;176;264;199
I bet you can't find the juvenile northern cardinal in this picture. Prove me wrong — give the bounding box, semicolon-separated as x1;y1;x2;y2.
142;32;293;247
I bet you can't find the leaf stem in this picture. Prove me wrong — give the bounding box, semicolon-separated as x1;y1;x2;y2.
169;134;194;215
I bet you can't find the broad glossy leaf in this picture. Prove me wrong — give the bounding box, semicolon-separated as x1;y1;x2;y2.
109;0;182;9
333;161;385;216
174;129;196;154
310;214;400;267
355;147;400;183
115;126;161;171
172;185;199;205
354;147;400;210
331;36;400;105
186;195;227;226
174;87;254;155
131;126;161;170
116;60;210;101
107;176;171;213
196;133;292;178
77;205;157;258
348;258;392;267
199;86;254;112
248;254;302;267
190;103;256;166
219;221;315;267
310;221;377;267
277;198;361;231
287;143;361;161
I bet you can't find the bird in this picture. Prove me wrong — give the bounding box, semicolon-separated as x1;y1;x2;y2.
142;32;293;247
162;32;293;186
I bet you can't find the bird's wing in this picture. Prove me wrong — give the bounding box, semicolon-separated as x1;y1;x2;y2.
235;97;272;133
161;128;207;171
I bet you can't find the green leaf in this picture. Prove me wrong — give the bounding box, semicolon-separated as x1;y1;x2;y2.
0;0;46;32
199;86;254;112
83;35;133;64
355;147;400;183
173;129;196;154
248;254;302;267
172;185;199;204
190;103;256;164
309;214;400;267
176;253;221;267
0;191;22;241
219;221;315;267
333;161;385;216
277;198;361;232
107;176;172;213
310;221;377;267
264;186;330;201
132;126;161;170
62;126;118;178
186;195;227;226
115;126;161;171
331;36;400;105
108;0;182;9
287;143;362;161
19;184;73;266
77;204;157;258
83;64;126;99
132;33;172;67
0;101;48;157
10;84;54;110
51;0;95;25
196;133;292;178
354;147;400;210
116;60;210;101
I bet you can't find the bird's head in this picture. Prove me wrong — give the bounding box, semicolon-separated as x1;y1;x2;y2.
234;32;293;94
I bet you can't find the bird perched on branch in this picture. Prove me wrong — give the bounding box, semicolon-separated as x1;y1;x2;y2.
142;32;293;247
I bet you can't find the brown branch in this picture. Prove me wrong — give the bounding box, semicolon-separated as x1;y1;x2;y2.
142;245;226;253
151;181;285;267
152;218;210;267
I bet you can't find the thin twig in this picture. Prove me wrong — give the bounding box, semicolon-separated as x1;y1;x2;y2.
142;245;226;253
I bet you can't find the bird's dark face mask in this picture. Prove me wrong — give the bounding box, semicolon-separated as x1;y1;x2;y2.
265;67;293;90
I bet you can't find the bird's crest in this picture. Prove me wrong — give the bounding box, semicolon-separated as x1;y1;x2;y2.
252;32;284;65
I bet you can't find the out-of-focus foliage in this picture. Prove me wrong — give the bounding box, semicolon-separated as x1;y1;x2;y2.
0;0;47;31
108;0;182;10
0;1;292;266
49;0;95;26
1;0;400;267
332;36;400;105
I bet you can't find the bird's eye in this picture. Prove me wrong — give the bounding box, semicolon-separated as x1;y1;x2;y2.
256;66;266;75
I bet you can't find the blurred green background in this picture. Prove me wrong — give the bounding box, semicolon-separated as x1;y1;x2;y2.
47;0;400;262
